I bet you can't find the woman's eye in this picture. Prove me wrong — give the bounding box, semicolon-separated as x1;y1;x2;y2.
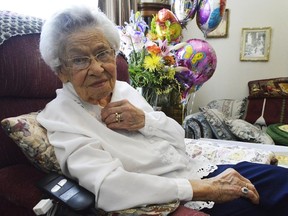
72;57;89;65
96;50;111;60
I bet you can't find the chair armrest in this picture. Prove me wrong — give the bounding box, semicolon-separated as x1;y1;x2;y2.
0;164;45;209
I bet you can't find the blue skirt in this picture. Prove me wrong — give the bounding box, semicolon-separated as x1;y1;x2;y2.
201;162;288;216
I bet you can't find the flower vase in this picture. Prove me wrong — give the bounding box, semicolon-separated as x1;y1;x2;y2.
153;92;169;110
154;90;184;124
142;87;168;109
140;88;184;124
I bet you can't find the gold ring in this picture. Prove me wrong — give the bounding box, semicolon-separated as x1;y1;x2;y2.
115;112;121;123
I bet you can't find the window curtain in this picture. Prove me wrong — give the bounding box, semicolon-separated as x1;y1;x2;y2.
98;0;138;26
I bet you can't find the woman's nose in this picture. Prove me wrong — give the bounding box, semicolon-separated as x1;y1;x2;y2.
88;58;104;74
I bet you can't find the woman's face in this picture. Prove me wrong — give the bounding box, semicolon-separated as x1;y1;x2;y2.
59;28;117;106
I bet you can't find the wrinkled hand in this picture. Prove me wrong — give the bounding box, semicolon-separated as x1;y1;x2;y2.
101;99;145;131
190;168;259;204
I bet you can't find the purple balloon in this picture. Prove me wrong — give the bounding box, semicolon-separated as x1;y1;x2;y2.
197;0;210;26
175;69;202;100
175;39;217;98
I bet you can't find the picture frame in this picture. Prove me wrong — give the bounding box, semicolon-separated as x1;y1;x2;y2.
240;27;272;61
207;9;229;38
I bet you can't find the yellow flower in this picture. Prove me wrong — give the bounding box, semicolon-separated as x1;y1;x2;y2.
143;54;163;72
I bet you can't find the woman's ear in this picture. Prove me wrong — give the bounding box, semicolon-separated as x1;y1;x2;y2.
57;69;70;83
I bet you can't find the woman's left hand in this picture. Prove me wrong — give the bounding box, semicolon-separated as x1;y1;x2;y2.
101;99;145;131
189;168;260;204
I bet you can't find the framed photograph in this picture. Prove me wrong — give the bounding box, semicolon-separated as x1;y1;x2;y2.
207;9;229;38
240;27;272;61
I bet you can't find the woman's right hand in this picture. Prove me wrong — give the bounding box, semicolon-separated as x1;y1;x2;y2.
189;168;260;204
101;99;145;131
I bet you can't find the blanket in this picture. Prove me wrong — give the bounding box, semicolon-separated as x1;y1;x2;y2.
0;10;43;46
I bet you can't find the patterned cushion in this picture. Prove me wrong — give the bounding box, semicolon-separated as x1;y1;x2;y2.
0;10;43;46
201;108;237;140
183;112;213;139
248;77;288;98
201;99;246;119
110;200;181;216
224;118;274;144
1;112;61;173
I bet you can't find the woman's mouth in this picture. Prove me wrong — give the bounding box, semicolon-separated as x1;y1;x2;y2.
88;79;108;88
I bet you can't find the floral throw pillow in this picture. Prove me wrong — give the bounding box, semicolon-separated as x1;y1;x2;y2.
201;108;237;140
201;99;246;119
109;199;181;216
224;118;274;144
1;112;61;173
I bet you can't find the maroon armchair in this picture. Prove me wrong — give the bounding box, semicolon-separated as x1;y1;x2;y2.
0;32;130;216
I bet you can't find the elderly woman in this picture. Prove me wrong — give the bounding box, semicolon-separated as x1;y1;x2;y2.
37;5;288;216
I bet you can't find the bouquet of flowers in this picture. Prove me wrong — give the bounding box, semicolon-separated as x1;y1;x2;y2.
118;9;185;105
118;7;218;122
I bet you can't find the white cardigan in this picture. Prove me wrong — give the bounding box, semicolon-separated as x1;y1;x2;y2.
37;81;216;211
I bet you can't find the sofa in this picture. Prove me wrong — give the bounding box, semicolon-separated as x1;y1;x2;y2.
183;77;288;146
0;11;210;216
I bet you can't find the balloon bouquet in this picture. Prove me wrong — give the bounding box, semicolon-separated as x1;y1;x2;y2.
167;0;226;119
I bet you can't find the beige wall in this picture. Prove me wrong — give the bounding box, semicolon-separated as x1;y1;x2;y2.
182;0;288;113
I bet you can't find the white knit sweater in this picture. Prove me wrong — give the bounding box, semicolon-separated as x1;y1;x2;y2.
37;81;216;211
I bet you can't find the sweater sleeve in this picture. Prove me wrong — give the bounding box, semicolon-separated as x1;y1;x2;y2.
117;82;186;151
139;111;186;150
